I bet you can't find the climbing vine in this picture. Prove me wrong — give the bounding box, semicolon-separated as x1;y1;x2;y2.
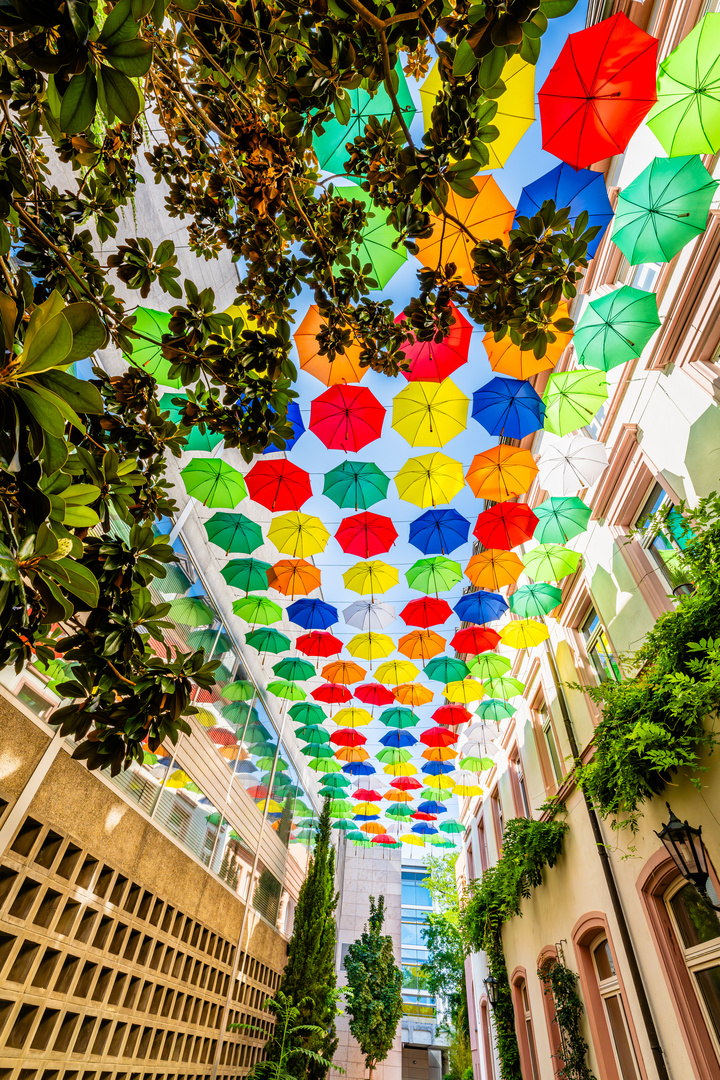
538;960;596;1080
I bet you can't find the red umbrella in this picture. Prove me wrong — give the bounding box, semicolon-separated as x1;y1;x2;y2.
352;788;383;801
412;811;437;821
400;597;453;628
310;384;385;452
208;727;238;746
335;512;398;558
433;704;472;726
296;631;343;659
420;726;458;748
451;627;501;655
474;501;538;550
246;784;269;799
371;834;397;845
330;729;367;747
538;13;657;170
312;683;352;704
391;776;423;791
395;303;472;383
245;458;312;512
355;683;396;707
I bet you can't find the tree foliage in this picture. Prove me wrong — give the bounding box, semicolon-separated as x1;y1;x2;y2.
538;960;596;1080
420;853;468;1034
228;990;343;1080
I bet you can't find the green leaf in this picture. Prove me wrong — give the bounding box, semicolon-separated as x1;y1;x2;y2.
99;0;138;46
520;34;541;64
449;178;479;200
131;0;154;18
40;370;104;415
97;66;140;125
0;292;16;352
453;40;478;78
447;158;480;181
104;39;153;77
39;432;69;475
27;381;87;433
16;387;66;436
63;302;108;361
18;313;73;374
63;505;101;527
477;47;505;90
333;90;351;126
540;0;578;17
37;556;99;608
59;68;97;133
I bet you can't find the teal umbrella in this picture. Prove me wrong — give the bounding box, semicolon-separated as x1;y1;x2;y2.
273;657;316;682
647;14;720;157
290;702;327;725
245;627;290;655
124;307;179;387
222;701;258;726
612;155;718;265
475;699;516;722
574;287;660;372
424;657;469;684
187;627;232;654
319;773;351;790
387;805;414;820
380;707;419;729
335;186;407;289
301;743;334;758
296;725;330;745
533;497;591;545
205;512;263;555
346;829;369;841
168;596;216;626
181;459;247;508
222;558;272;593
333;818;355;830
509;583;563;618
323;461;390;511
159;392;222;451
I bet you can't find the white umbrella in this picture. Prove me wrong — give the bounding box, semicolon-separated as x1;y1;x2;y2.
537;432;609;496
463;723;503;751
458;739;500;760
342;600;396;632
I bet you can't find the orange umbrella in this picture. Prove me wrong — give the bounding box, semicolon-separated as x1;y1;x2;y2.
421;745;458;762
465;550;525;590
334;745;370;763
415;177;515;285
322;660;367;685
218;745;250;761
393;683;434;707
466;445;539;501
294;305;366;386
361;821;386;834
384;789;413;803
266;559;322;597
484;302;573;379
398;629;446;662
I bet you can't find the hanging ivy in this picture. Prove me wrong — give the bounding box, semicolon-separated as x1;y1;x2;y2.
538;960;597;1080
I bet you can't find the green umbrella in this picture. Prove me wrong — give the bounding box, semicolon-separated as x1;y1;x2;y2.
293;802;314;818
333;818;355;830
244;721;273;745
475;698;516;722
232;595;283;625
253;756;280;771
222;558;272;593
406;556;462;594
159;392;223;452
523;543;582;583
509;583;563;618
294;828;319;843
543;370;608;435
346;829;369;841
143;751;158;765
153;564;192;594
429;837;456;848
440;820;465;834
612;156;718;265
186;627;232;654
335;186;406;289
245;627;290;655
387;804;414;819
424;657;469;684
300;743;334;758
309;757;342;773
459;754;493;771
290;702;327;725
273;657;316;682
323;460;390;511
296;724;330;744
420;787;452;802
168;596;216;627
376;747;412;763
223;701;258;726
221;680;255;702
267;680;307;701
574;288;660;372
330;799;354;815
380;707;419;729
205;512;263;555
483;676;525;698
533;497;591;545
467;653;511;680
648;14;720;157
181;459;248;508
124;307;179;387
319;774;351;790
352;839;375;848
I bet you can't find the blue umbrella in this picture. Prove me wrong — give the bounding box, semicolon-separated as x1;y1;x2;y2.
232;761;258;774
412;821;439;835
472;377;545;440
409;508;470;556
343;761;376;776
263;400;305;454
379;730;418;748
454;591;508;624
418;801;448;815
287;598;338;630
353;812;380;821
514;162;613;258
422;760;455;775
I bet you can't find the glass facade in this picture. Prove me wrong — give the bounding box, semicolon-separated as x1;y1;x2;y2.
401;867;436;1018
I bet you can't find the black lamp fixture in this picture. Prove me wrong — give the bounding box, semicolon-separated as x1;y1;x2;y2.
483;974;500;1008
655;803;720;911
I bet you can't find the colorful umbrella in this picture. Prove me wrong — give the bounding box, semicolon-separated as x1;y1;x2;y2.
159;393;222;451
574;287;660;371
221;680;255;702
245;458;312;513
523;544;582;582
263;400;305;454
336;512;398;558
344;561;399;597
423;774;456;791
537;433;609;496
515;163;613;258
499;620;550;650
309;757;342;774
310;384;385;452
343;600;396;632
393;683;434;708
451;627;501;656
398;629;446;662
168;596;215;626
293;305;365;386
425;657;469;684
288;598;338;630
472;377;545;440
391;776;423;791
245;627;290;655
330;729;367;748
323;461;390;511
297;725;330;745
440;820;465;835
222;558;271;593
412;822;439;836
387;804;415;820
466;446;538;501
406;556;462;595
204;512;263;555
335;186;406;288
543;371;608;436
395;452;465;508
534;497;592;545
454;590;508;625
483;304;572;381
384;788;414;802
267;680;306;701
355;684;395;707
400;597;453;628
509;582;563;619
267;559;322;598
124;307;177;386
433;704;472;727
232;595;283;625
314;683;353;705
347;632;395;661
475;698;516;721
268;512;330;558
296;630;343;659
335;745;370;764
538;12;658;169
443;680;485;705
395;303;472;383
409;508;469;556
464;550;524;591
420;726;458;749
380;729;418;749
181;459;247;508
186;626;232;654
473;502;538;551
273;657;315;682
467;653;511;680
400;834;426;847
452;779;483;797
375;660;420;686
318;774;351;790
392;380;469;448
290;702;327;724
322;661;367;686
648;14;720;157
384;762;418;776
352;788;383;801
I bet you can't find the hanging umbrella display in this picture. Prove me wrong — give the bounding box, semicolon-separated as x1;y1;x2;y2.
207;727;237;747
221;680;255;702
400;597;453;628
392;380;469;448
296;630;343;660
543;371;608;436
483;675;525;699
335;745;370;764
335;186;406;288
355;683;396;707
425;657;469;683
343;600;396;632
475;699;516;722
159;393;222;451
515;163;613;258
406;556;462;595
420;726;458;749
168;596;215;626
395;452;465;509
263;400;305;455
393;683;434;707
523;544;582;582
415;176;515;285
323;461;390;511
322;660;367;685
387;805;415;820
313;683;353;705
423;774;456;791
318;774;351;790
232;595;283;625
181;459;247;508
458;753;493;773
409;508;469;556
204;512;263;555
574;287;660;371
440;820;465;835
391;776;423;791
467;654;511;681
336;512;398;558
290;702;327;725
433;704;472;727
375;660;420;686
398;629;446;662
466;446;538;501
451;627;501;656
534;497;592;545
153;564;192;594
309;757;342;774
352;788;383;801
472;377;545;440
647;14;720;157
267;680;307;701
245;458;312;513
287;597;338;630
268;512;330;558
395;303;472;383
499;620;550;650
310;384;385;452
267;559;322;598
377;747;413;766
537;433;609;496
384;761;418;776
273;657;316;682
400;833;426;846
297;725;330;745
443;680;485;705
380;729;418;749
343;560;399;598
483;304;573;381
346;632;395;662
509;582;563;618
222;558;272;594
331;729;367;748
293;305;366;386
412;821;439;836
123;307;180;388
245;627;290;656
538;12;658;169
452;777;483;797
384;789;414;803
464;550;524;591
454;590;508;624
473;502;538;552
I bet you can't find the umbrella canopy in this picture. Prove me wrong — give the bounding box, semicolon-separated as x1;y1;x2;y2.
409;508;470;555
232;595;283;625
451;627;501;656
263;400;305;454
322;661;367;685
377;747;413;765
375;660;420;686
335;745;370;763
499;620;550;650
400;597;453;628
472;377;545;440
323;461;389;511
454;590;508;624
205;512;263;555
314;683;353;704
347;632;395;661
168;596;215;627
309;757;342;774
318;774;351;789
534;497;592;545
380;707;419;729
466;446;538;501
343;600;396;632
268;512;330;558
415;176;515;285
380;729;418;748
395;303;472;382
392;380;469;448
273;657;315;682
245;459;312;513
293;305;366;386
336;512;398;558
425;656;469;684
290;702;327;724
332;706;373;728
648;14;720;157
509;582;563;618
387;804;415;820
452;779;483;797
523;544;582;582
245;627;290;655
296;631;343;659
538;13;658;169
420;726;458;748
433;704;472;727
537;433;609;496
222;558;271;593
474;501;538;551
330;729;367;748
355;683;396;707
467;653;512;680
574;287;660;371
267;559;322;597
335;186;406;288
159;393;222;451
123;307;177;386
288;598;338;630
221;680;255;702
442;680;485;705
393;683;434;707
543;371;608;436
352;788;383;801
465;550;524;591
612;156;718;265
343;560;399;597
310;384;385;452
515;163;613;258
483;303;572;381
475;699;517;721
267;680;307;701
398;629;446;662
395;452;465;509
181;459;247;508
406;556;462;595
391;776;423;791
297;725;330;745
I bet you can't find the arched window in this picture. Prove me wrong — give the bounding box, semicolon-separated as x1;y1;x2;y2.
511;972;540;1080
665;879;720;1053
590;934;641;1080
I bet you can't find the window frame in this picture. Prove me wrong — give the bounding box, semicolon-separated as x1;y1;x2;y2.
511;969;541;1080
580;608;621;685
590;933;643;1080
634;481;690;592
664;877;720;1061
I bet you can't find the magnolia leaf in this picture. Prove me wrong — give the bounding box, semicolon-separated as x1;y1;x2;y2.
63;504;101;527
104;39;153;77
59;69;98;134
477;47;505;89
15;386;66;436
98;0;138;46
0;292;16;352
97;66;140;125
63;303;108;361
37;556;99;608
18;313;73;375
452;40;478;78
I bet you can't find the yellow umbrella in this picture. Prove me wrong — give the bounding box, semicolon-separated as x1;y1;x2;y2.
347;632;396;661
194;709;217;728
401;834;426;846
256;798;283;814
499;620;550;650
394;452;465;508
376;660;420;685
465;550;525;590
165;770;194;788
443;679;485;704
423;775;456;790
268;512;329;558
343;560;399;598
393;683;434;707
392;379;469;448
453;780;483;797
383;761;418;776
335;745;370;763
355;801;383;815
332;706;373;728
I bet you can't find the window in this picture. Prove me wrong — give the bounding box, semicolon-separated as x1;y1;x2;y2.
478;817;489;873
581;609;620;684
511;753;531;818
491;791;504;843
466;835;475;881
513;976;540;1080
539;704;563;786
591;936;641;1080
667;880;720;1054
635;482;691;590
615;257;661;294
480;1000;495;1080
